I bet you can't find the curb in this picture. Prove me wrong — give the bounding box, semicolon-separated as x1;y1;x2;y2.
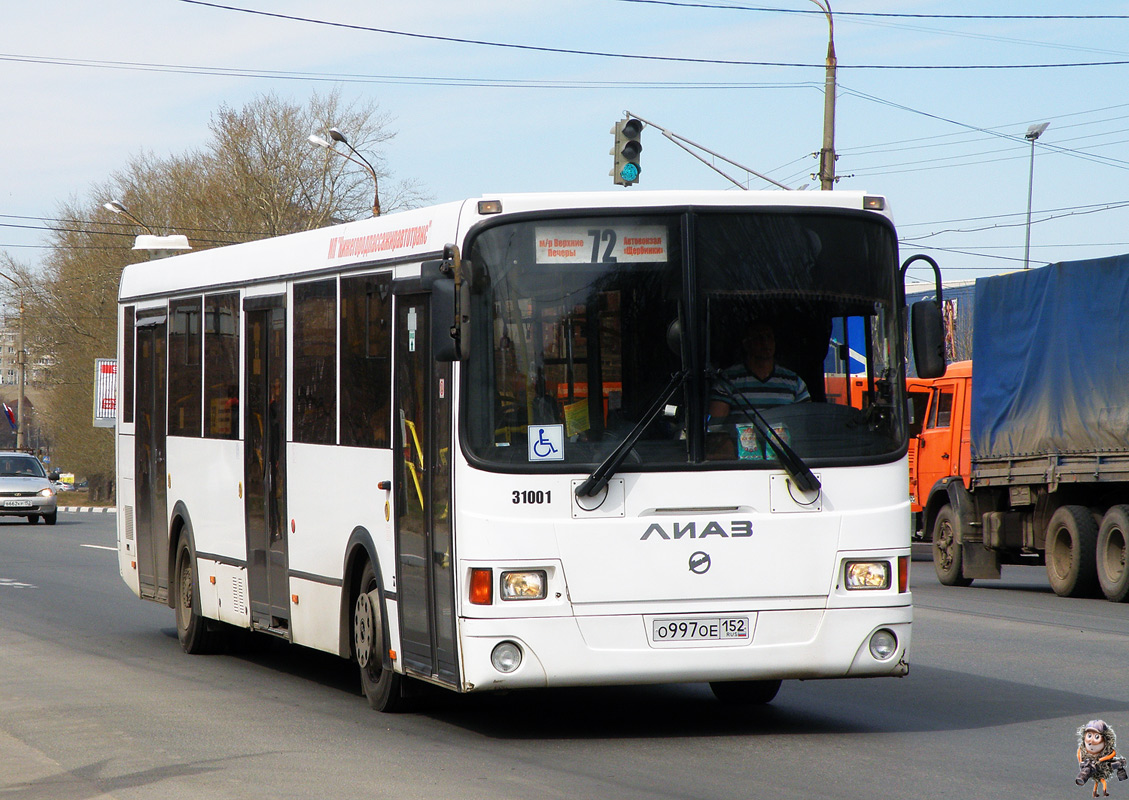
59;506;116;514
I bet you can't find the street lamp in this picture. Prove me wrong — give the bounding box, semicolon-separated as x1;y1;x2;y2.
103;201;190;258
308;127;381;217
1023;122;1049;270
103;200;156;235
0;271;26;450
810;0;837;190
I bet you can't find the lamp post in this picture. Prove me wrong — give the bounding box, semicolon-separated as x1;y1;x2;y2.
810;0;837;190
1023;122;1049;270
0;271;25;450
103;200;156;235
308;127;381;217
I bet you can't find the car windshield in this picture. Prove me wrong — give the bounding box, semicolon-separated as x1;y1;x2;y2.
0;456;46;478
462;208;906;471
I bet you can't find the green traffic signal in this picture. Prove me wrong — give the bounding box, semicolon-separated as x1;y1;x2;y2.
610;117;643;186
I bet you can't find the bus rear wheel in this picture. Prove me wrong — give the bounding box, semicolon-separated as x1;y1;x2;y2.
709;679;782;705
354;561;406;712
175;535;223;654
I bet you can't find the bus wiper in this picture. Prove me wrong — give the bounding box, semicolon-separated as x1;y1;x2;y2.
709;367;821;494
575;369;689;498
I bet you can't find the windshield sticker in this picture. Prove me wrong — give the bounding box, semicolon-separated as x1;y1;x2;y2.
528;424;565;461
535;226;669;264
563;400;590;437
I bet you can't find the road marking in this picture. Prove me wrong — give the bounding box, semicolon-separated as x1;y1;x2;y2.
0;578;37;589
81;544;117;552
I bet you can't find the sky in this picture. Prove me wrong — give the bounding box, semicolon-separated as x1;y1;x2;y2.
3;0;1128;287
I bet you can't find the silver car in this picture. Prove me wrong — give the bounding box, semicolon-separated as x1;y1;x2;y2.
0;452;57;525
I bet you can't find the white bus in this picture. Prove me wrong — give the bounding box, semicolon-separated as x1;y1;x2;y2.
116;190;942;711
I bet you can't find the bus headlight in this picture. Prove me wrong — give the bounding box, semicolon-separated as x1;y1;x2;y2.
491;641;523;673
500;570;546;600
845;561;890;590
869;629;898;660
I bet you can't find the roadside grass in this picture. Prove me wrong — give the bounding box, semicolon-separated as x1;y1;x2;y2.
55;490;113;508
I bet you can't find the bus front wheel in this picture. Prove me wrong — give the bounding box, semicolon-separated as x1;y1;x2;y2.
354;561;406;712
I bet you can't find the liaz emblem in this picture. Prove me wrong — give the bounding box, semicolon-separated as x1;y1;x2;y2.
640;520;752;540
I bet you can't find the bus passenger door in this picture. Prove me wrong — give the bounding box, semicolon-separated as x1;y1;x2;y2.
243;299;290;633
393;291;458;686
135;317;168;602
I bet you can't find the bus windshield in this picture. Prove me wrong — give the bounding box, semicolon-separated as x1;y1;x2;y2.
463;208;906;470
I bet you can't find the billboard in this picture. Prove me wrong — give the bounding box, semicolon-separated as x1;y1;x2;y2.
93;358;116;428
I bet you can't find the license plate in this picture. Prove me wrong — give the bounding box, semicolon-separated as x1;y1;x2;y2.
652;616;750;643
3;500;32;508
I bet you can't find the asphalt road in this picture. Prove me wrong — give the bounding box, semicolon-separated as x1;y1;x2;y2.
1;513;1126;799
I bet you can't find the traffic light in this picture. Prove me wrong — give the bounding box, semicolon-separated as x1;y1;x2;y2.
610;117;643;186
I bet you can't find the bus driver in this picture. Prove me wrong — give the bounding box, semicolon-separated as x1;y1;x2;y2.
708;319;810;421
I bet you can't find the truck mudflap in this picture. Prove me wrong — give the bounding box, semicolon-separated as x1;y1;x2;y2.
960;540;1001;580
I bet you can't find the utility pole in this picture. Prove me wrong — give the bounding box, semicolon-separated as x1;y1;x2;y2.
16;292;24;450
812;1;837;190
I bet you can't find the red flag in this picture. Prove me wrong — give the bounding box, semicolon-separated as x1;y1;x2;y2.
3;404;15;430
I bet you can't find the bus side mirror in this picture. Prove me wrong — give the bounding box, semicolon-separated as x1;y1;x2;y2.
911;300;946;379
421;244;470;362
421;261;459;362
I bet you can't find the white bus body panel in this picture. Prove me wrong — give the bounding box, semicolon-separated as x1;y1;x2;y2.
452;456;911;691
116;432;139;596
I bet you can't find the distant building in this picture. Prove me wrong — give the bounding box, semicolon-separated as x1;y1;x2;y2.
906;279;977;375
0;311;54;387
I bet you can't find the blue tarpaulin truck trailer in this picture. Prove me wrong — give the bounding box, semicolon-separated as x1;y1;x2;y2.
926;253;1129;601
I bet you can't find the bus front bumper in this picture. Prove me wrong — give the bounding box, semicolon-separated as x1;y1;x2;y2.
456;604;911;692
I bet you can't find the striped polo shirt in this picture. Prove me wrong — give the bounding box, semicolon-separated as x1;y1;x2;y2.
710;364;810;412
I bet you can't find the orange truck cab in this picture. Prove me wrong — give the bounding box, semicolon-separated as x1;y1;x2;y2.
907;360;971;537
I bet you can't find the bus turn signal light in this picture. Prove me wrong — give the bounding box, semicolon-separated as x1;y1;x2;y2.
469;568;493;605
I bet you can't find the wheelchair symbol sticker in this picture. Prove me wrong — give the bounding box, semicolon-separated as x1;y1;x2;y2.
528;424;564;461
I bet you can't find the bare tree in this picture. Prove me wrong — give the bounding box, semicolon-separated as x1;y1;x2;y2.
14;89;430;490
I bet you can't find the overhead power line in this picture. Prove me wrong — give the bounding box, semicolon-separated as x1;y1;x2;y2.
0;54;816;89
614;1;1129;20
174;0;1129;70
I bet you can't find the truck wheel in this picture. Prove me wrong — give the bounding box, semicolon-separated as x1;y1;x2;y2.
932;505;972;587
1097;505;1129;602
1045;505;1099;598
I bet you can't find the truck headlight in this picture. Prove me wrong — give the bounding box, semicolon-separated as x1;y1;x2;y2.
500;570;546;600
845;561;890;590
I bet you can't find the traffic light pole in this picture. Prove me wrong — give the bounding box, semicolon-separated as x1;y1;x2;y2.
622;111;793;190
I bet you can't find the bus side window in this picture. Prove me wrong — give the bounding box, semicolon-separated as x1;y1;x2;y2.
204;292;240;439
341;272;392;448
293;279;338;445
